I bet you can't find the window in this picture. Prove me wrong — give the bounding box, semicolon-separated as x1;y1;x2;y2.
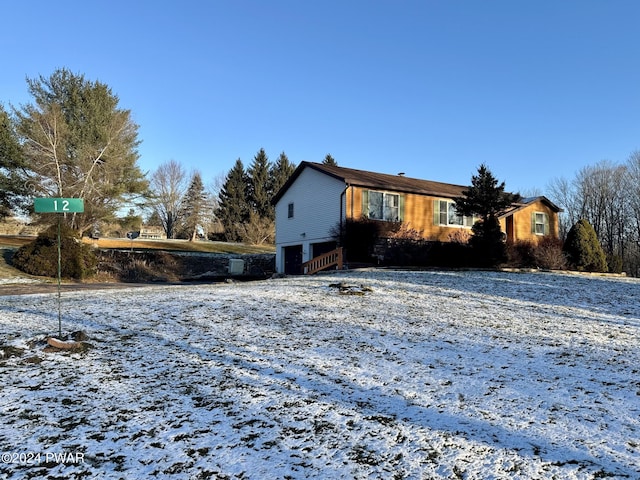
363;190;402;222
533;212;549;235
287;202;294;218
434;200;475;227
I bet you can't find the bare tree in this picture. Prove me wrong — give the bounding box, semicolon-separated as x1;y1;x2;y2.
205;172;225;238
548;176;576;240
549;158;636;274
149;160;188;239
573;161;628;259
626;151;640;275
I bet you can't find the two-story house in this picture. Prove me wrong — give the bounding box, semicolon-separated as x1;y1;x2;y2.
272;162;561;274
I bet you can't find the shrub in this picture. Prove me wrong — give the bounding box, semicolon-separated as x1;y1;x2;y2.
563;219;608;272
508;238;567;270
427;241;473;268
507;240;536;267
607;254;624;274
236;212;275;245
532;237;567;270
12;223;97;279
331;218;402;264
469;216;506;267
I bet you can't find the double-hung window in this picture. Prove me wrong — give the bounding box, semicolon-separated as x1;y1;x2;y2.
532;212;549;235
363;190;403;222
434;200;475;227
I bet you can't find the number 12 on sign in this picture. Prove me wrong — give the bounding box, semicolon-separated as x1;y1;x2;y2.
34;198;84;213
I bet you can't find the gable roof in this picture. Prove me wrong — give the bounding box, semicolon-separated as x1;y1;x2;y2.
272;161;469;204
272;161;562;213
506;196;563;214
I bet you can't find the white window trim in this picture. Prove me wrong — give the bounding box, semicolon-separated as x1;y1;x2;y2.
533;211;548;235
435;199;476;228
365;190;402;222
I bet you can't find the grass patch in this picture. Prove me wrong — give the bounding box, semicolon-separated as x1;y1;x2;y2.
87;237;275;254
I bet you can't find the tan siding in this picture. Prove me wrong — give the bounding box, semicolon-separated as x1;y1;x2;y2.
508;200;559;243
349;187;560;243
347;186;475;241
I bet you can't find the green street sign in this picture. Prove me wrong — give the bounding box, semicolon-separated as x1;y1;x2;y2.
34;198;84;213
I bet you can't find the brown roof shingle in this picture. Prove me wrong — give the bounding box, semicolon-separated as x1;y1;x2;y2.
272;161;468;204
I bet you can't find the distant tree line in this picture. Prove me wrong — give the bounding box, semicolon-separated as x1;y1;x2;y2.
213;149;294;243
548;153;640;275
0;67;342;245
2;68;637;275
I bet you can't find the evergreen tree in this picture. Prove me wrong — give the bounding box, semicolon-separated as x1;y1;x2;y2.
270;151;296;200
146;210;163;227
179;171;209;241
563;219;608;272
323;154;338;166
118;208;142;234
454;164;521;266
217;159;250;241
0;105;27;218
11;68;148;232
248;148;272;219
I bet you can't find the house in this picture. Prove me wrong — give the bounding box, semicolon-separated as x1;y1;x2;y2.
272;162;562;274
139;226;166;240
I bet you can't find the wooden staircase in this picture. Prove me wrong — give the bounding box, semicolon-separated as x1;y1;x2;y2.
302;247;343;275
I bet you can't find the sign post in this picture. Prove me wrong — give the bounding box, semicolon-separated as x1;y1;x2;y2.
34;198;85;338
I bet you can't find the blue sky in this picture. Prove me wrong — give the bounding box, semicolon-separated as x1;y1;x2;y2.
2;1;639;195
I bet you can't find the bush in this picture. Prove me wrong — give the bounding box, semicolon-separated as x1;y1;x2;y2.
532;237;567;270
508;238;567;270
607;254;624;274
507;240;536;267
563;219;608;272
332;218;402;264
469;216;507;267
12;223;97;279
427;241;473;268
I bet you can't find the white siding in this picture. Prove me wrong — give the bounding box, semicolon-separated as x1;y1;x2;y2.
274;167;346;272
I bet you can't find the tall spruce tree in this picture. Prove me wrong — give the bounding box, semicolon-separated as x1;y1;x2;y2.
248;148;272;219
454;164;521;266
323;154;338;166
217;158;249;241
180;171;209;241
270;151;296;200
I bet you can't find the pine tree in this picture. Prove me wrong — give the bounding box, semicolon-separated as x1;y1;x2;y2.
270;152;296;205
248;148;272;219
180;171;209;241
217;159;249;242
454;164;521;266
323;154;337;166
0;105;28;218
13;68;148;232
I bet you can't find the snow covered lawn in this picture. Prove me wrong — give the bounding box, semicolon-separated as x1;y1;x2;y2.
1;269;639;479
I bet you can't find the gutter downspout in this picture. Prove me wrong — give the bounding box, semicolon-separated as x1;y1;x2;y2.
340;184;349;247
